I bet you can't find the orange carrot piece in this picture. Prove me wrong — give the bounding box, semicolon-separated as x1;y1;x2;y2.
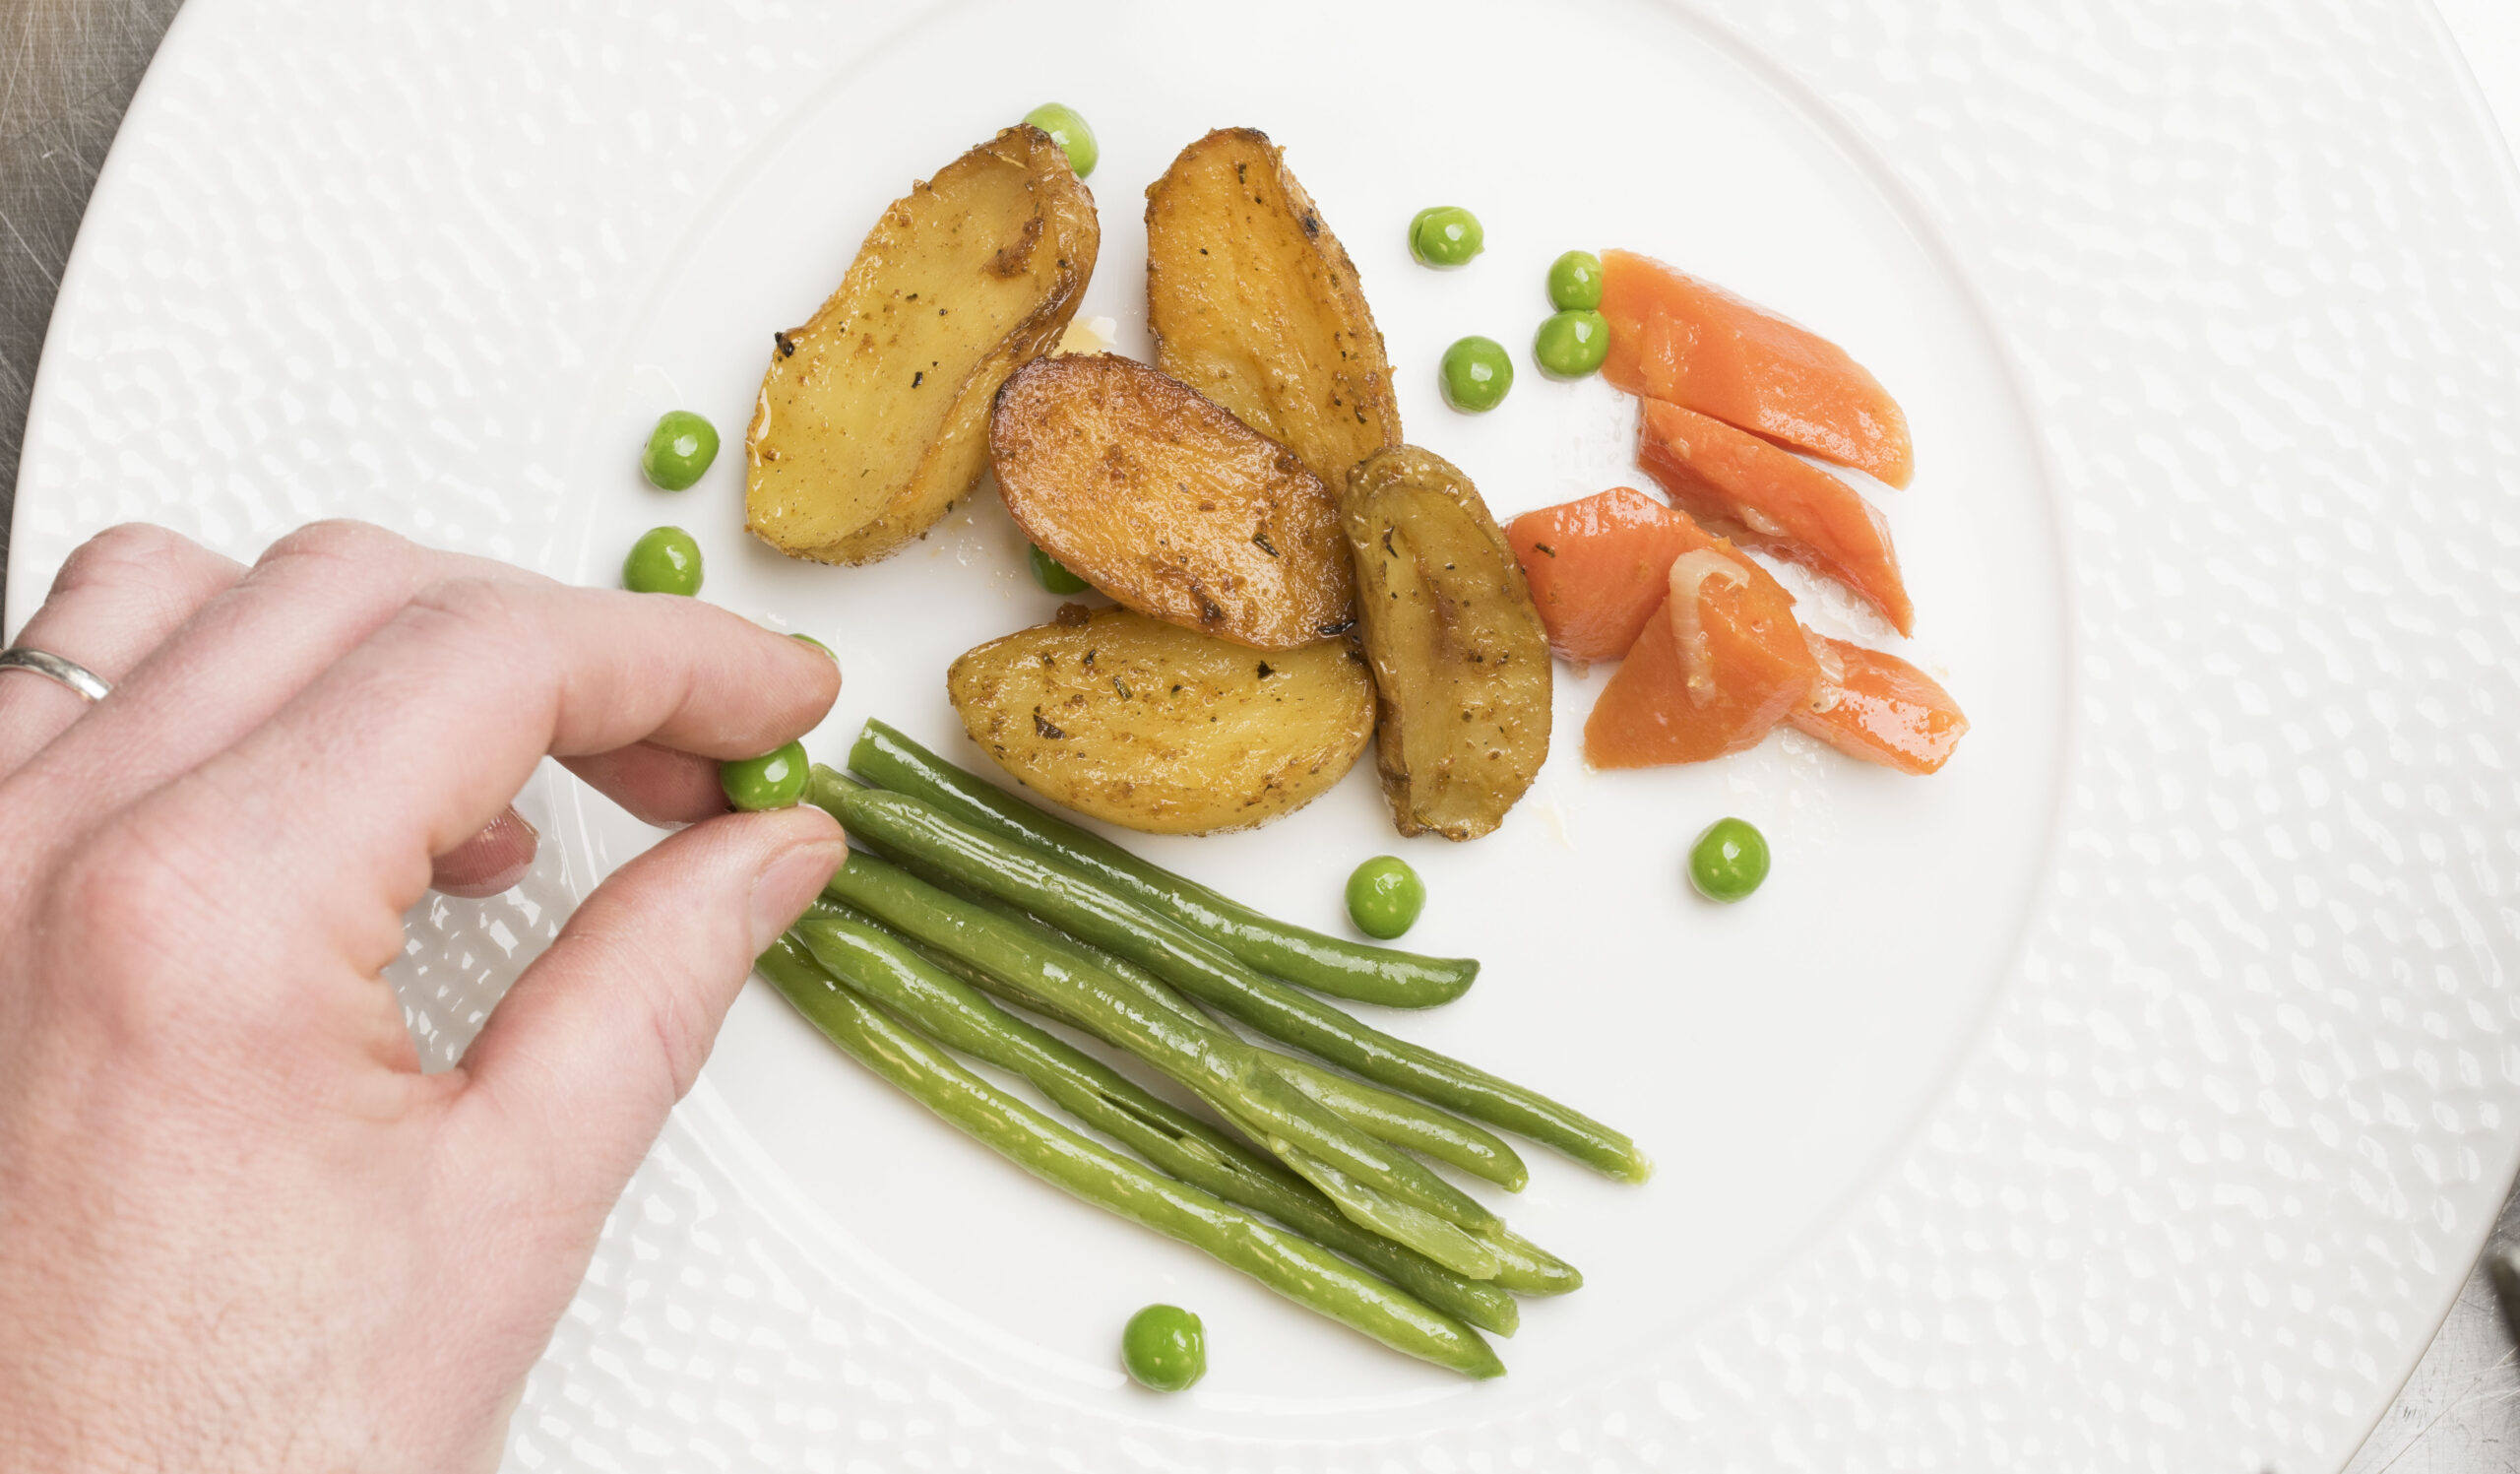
1790;635;1969;775
1636;398;1915;636
1506;487;1716;663
1601;248;1913;488
1583;542;1818;769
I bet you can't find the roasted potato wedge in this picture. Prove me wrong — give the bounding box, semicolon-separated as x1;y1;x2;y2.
1342;446;1551;841
746;124;1098;565
990;353;1353;650
1145;128;1401;488
948;605;1375;835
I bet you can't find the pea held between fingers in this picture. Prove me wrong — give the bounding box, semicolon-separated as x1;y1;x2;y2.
1121;1304;1207;1391
722;741;811;811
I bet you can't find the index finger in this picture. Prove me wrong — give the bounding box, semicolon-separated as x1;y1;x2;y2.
155;579;843;960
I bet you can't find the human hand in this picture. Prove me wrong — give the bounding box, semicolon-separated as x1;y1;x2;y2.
0;521;847;1473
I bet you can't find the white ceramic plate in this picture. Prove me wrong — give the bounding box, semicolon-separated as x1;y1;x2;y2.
13;1;2520;1468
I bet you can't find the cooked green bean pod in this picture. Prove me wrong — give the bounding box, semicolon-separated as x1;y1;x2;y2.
822;786;1652;1183
1270;1146;1501;1279
849;721;1478;1007
756;938;1505;1377
1254;1055;1527;1193
887;878;1531;1192
1490;1231;1585;1297
819;851;1508;1248
789;914;1522;1334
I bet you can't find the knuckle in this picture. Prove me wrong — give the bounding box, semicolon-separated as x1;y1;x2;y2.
254;518;409;574
47;523;192;600
44;810;222;1002
400;577;539;653
62;809;212;931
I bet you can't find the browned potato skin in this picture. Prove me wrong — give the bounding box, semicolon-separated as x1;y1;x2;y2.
745;125;1098;565
1145;128;1401;489
1342;446;1551;842
948;605;1376;836
990;353;1354;651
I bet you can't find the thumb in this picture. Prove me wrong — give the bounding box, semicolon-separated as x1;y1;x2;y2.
446;803;846;1217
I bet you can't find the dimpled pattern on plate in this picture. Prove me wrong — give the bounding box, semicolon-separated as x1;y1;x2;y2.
10;0;2520;1469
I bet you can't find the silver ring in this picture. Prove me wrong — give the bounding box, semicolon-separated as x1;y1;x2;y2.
0;647;111;703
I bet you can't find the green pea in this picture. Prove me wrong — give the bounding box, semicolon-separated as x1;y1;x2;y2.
1438;336;1513;413
790;632;837;660
640;410;720;490
1688;817;1769;903
1024;102;1098;178
1409;206;1483;268
622;526;703;596
721;739;811;812
1534;309;1610;379
1345;856;1426;940
1546;250;1604;311
1120;1304;1206;1392
1029;544;1091;595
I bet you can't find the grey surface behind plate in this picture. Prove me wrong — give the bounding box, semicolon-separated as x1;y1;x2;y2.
1;0;2517;1467
0;0;185;608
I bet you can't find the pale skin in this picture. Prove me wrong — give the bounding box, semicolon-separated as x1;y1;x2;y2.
0;520;849;1472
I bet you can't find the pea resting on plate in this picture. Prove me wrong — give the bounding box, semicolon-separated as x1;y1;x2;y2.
1689;816;1769;902
1546;249;1603;310
1022;101;1098;178
1409;205;1483;267
721;740;810;811
1346;856;1425;939
1028;543;1091;595
640;410;719;490
1438;336;1513;413
1121;1304;1206;1391
622;526;702;595
1534;309;1609;378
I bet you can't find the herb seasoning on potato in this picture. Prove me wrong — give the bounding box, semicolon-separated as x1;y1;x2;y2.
990;353;1354;650
947;605;1375;836
744;124;1099;564
1342;446;1552;841
1145;127;1402;489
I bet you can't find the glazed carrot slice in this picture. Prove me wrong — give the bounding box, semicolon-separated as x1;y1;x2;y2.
1636;399;1915;635
1506;487;1717;663
1790;635;1969;775
1601;248;1912;488
1583;543;1819;769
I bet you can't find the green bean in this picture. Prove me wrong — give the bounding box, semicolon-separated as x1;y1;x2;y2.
1265;1056;1529;1192
790;914;1521;1334
1271;1147;1500;1279
1490;1232;1584;1297
857;855;1532;1192
847;723;1478;1007
756;939;1504;1378
823;786;1653;1183
876;866;1533;1193
819;852;1507;1246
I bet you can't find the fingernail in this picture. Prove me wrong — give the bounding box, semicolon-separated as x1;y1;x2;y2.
749;838;850;953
